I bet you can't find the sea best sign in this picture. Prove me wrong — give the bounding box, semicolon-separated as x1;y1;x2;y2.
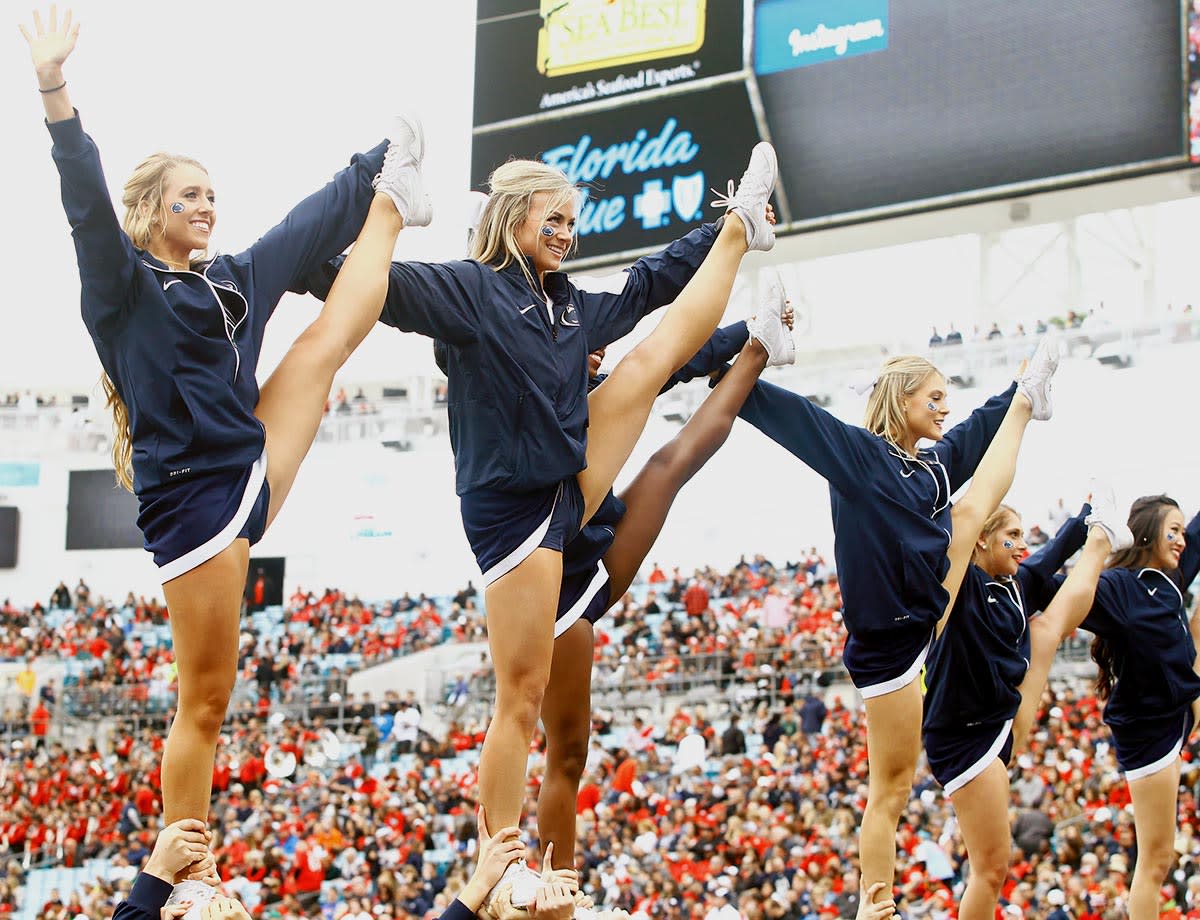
473;0;743;127
537;0;708;77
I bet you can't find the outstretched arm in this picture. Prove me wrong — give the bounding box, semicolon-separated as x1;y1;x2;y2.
1016;504;1090;613
576;222;720;349
659;321;749;394
300;257;479;345
23;6;136;337
579;206;776;349
736;378;872;495
244;140;388;339
20;5;76;124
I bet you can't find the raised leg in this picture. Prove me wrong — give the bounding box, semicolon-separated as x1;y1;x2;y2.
1011;526;1112;755
255;194;404;527
937;395;1034;635
576;217;749;521
604;339;769;598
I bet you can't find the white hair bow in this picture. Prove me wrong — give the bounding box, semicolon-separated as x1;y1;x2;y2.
465;191;490;235
848;372;878;398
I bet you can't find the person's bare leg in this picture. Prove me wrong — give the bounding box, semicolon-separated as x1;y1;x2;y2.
604;340;769;597
1011;527;1112;755
255;194;404;526
857;680;922;917
160;539;249;825
478;548;562;831
951;761;1014;920
937;395;1034;635
1128;762;1182;920
576;216;750;521
537;620;595;869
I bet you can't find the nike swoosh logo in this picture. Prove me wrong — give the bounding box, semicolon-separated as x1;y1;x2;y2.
163;279;182;291
987;596;999;604
519;304;538;315
1149;588;1158;597
900;470;916;478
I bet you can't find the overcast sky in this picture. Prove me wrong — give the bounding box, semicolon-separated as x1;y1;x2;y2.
4;0;478;390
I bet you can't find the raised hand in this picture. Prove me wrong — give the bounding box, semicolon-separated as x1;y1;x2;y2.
529;876;575;920
538;842;578;893
142;818;213;885
858;882;898;920
474;805;525;892
18;5;79;81
180;850;221;887
459;805;527;913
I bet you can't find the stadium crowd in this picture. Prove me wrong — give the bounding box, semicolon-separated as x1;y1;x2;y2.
0;534;1197;919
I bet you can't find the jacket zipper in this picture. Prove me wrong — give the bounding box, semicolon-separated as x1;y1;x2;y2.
142;260;248;379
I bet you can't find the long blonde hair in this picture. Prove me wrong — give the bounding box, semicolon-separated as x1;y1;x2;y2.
862;355;941;448
469;159;581;292
101;153;209;492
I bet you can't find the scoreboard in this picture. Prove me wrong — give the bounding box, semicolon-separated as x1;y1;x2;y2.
472;1;1188;266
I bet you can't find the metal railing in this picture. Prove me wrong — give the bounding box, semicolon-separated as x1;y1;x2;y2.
5;316;1196;451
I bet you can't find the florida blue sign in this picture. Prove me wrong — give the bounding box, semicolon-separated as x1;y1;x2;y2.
472;83;764;263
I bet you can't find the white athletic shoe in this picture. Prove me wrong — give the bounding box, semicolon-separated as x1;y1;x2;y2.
710;142;779;252
165;879;216;920
1016;332;1061;421
747;268;795;367
485;859;542;909
374;113;432;227
1086;479;1134;552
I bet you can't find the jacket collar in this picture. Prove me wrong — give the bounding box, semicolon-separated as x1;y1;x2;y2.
496;255;569;299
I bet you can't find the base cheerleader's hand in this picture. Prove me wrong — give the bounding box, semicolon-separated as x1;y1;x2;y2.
459;805;525;911
859;882;898;920
200;897;251;920
538;842;578;894
142;819;212;887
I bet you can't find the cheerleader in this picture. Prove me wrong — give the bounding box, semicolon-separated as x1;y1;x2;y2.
732;337;1060;914
923;489;1131;919
22;4;422;875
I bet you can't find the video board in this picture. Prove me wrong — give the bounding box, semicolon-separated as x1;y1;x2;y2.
65;469;142;551
472;0;1188;265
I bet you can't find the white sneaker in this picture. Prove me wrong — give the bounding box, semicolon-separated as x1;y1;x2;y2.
1017;332;1061;421
165;880;216;920
1086;479;1133;552
374;113;432;227
485;859;542;909
710;142;779;252
386;113;425;168
747;268;795;367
